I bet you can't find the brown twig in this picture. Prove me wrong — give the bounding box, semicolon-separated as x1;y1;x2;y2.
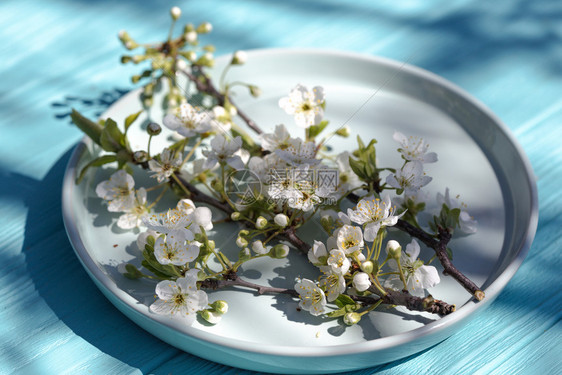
199;271;298;297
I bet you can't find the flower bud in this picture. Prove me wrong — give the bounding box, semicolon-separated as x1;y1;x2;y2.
206;240;215;251
231;50;247;65
360;260;374;274
248;85;261;98
175;59;187;71
132;55;146;64
335;125;351;137
251;240;267;255
199;309;221;324
210;300;228;314
343;312;361;326
269;244;289;259
255;216;268;229
236;237;248;248
142;97;153;107
238;229;249;237
125;41;137;50
274;213;289;228
133;151;148;163
353;272;371;292
120;55;132;64
147;122;162;136
386;240;402;259
231;212;241;221
170;6;182;20
196;22;213;34
185;31;197;43
118;30;129;41
184;51;197;61
239;247;251;261
320;215;333;233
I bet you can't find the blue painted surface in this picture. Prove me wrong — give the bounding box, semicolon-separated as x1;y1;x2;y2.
0;1;560;374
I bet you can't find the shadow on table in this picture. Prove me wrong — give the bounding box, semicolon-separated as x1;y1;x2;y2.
51;87;130;123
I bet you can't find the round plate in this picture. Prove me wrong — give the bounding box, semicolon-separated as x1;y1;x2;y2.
62;49;538;374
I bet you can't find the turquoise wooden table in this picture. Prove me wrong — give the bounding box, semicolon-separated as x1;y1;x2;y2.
1;0;560;374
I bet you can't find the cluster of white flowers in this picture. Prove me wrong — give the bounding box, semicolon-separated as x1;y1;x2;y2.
95;170;149;229
385;131;437;197
296;193;440;316
140;199;215;324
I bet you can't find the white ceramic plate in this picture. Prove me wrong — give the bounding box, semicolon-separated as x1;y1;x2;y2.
62;49;538;374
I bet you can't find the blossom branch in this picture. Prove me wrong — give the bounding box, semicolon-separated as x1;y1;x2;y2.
180;67;263;135
395;220;485;301
198;272;455;316
346;192;484;301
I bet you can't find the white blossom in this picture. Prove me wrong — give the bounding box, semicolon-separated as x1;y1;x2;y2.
247;154;286;183
393;131;438;163
336;224;364;254
163;103;212;138
353;272;371;292
295;278;326;316
202;134;244;170
437;188;477;234
259;124;294;152
117;188;149;229
386;161;432;195
148;149;182;183
320;272;346;302
154;235;200;266
279;84;325;128
384;239;440;296
274;138;320;167
143;208;194;241
150;274;208;325
308;240;328;265
95;170;136;212
210;105;234;133
327;249;351;275
347;194;405;241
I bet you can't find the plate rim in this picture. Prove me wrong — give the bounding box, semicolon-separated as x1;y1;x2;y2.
62;47;539;362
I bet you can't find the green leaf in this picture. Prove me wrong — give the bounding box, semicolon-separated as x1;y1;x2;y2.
100;118;126;152
367;148;378;170
307;120;329;139
141;260;171;279
75;154;117;184
326;307;347;318
124;110;143;134
334;294;356;308
348;157;367;180
70;109;103;145
357;135;365;150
